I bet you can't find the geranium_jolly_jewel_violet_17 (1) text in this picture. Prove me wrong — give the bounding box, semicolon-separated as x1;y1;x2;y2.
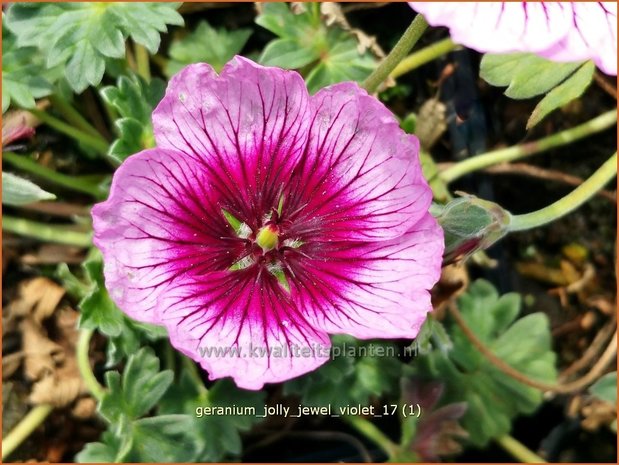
92;56;444;390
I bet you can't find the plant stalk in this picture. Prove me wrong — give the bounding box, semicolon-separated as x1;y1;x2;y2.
342;415;400;459
77;329;105;401
390;38;457;79
496;435;546;463
48;95;105;140
134;43;151;81
2;216;92;247
509;152;617;231
28;109;109;156
362;14;429;93
440;109;617;183
1;404;54;460
3;152;104;198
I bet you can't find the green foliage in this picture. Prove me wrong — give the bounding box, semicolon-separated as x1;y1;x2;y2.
159;368;265;461
6;2;183;93
78;348;196;463
413;280;557;447
100;74;166;163
480;53;594;129
256;3;376;93
284;336;402;408
165;20;252;76
2;18;53;113
2;172;56;206
590;372;617;405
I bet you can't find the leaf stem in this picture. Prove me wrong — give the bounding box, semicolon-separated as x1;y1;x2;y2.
3;152;104;199
48;95;106;140
77;328;105;401
390;38;457;79
509;152;617;231
28;108;109;156
341;415;400;459
1;404;54;460
496;434;546;463
440;109;617;183
134;43;151;81
362;14;429;93
2;216;92;247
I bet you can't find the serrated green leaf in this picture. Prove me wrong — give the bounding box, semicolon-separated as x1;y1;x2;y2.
99;347;174;424
6;2;183;93
527;61;595;129
165;20;251;75
2;17;53;112
76;431;121;463
101;74;165;162
159;370;265;461
480;52;594;129
106;319;167;367
2;171;56;206
126;415;197;462
589;372;617;405
78;250;125;337
256;3;376;93
413;279;558;447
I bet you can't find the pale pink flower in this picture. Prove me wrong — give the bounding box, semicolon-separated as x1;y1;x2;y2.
409;2;617;75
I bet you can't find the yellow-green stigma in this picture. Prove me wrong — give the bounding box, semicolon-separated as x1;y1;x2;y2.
255;224;279;252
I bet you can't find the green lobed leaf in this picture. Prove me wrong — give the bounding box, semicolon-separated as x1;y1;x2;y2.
2;171;56;206
6;2;183;93
165;20;251;75
159;369;265;461
100;74;165;162
2;17;53;113
283;335;403;408
99;347;174;424
256;2;377;93
413;279;558;447
480;53;594;128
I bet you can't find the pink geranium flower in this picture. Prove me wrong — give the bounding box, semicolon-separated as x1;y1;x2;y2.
92;57;443;389
409;2;617;75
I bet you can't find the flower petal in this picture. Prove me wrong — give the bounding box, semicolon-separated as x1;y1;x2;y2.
160;271;331;390
293;213;444;339
409;2;617;75
152;57;314;226
286;82;431;242
92;147;234;324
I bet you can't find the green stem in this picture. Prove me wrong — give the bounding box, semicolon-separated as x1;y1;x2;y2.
29;109;109;156
509;152;617;232
2;216;92;247
440;109;617;183
342;415;400;459
48;95;106;140
182;355;208;395
362;14;429;93
134;43;151;81
496;435;546;463
390;38;457;79
3;152;104;198
77;329;105;401
1;404;54;460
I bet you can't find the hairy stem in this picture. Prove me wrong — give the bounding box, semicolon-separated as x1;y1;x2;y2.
29;109;109;156
440;110;617;183
77;329;105;401
362;14;429;93
3;151;104;198
2;216;92;247
1;404;54;460
342;415;400;459
390;38;457;79
509;152;617;231
496;435;546;463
